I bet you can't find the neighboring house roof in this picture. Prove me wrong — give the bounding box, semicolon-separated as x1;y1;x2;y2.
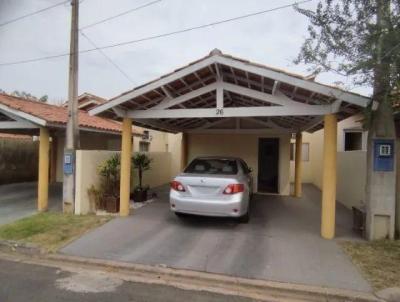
0;133;32;140
0;93;141;135
62;93;107;111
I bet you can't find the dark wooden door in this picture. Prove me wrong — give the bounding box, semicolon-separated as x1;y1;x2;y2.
258;138;279;193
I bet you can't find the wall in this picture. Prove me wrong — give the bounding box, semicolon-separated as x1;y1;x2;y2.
133;126;169;152
298;114;368;209
0;136;38;184
337;151;367;209
289;132;314;184
74;150;173;214
56;132;122;182
167;133;182;178
187;132;291;195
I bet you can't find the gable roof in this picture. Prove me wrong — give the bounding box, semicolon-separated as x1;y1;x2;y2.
90;49;372;133
0;93;140;135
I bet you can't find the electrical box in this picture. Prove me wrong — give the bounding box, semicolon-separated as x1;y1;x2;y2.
63;151;75;175
373;139;394;172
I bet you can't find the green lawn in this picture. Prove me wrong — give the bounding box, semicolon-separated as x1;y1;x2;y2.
341;240;400;290
0;213;111;252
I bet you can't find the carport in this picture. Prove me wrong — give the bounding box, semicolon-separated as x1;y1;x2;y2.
90;49;372;239
0;94;132;214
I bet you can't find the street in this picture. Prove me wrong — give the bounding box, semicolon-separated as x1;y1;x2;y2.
0;259;259;302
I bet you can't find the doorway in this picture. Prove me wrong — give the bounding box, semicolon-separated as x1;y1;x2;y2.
258;138;279;193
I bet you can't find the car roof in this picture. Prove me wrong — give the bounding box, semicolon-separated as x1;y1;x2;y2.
192;156;243;161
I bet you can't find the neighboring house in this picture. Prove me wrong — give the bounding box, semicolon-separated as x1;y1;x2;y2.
68;92;174;153
0;93;143;210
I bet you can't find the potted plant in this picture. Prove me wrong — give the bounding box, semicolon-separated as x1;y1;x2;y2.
131;153;152;203
98;153;121;213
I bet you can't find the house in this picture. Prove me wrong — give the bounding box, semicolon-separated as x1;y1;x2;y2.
90;49;376;240
0;93;143;210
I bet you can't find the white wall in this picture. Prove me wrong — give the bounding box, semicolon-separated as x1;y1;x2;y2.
187;132;291;195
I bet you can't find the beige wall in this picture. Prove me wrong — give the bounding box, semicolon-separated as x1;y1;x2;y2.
298;114;368;209
289;132;314;184
187;133;291;195
133;126;169;152
167;133;183;178
74;150;173;215
75;150;119;215
55;132;122;182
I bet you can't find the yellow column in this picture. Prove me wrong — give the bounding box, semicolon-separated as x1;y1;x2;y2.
294;132;303;197
181;132;188;171
38;127;50;212
321;114;337;239
120;118;132;217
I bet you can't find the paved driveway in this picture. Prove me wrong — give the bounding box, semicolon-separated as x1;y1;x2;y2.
62;185;371;292
0;182;62;225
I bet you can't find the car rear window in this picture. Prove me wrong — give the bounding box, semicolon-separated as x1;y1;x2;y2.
184;158;238;175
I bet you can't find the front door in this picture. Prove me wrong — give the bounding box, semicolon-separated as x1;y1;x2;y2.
258;138;279;193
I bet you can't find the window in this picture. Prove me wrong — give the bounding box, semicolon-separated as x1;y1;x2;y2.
290;143;310;161
139;141;150;152
344;131;362;151
185;158;238;175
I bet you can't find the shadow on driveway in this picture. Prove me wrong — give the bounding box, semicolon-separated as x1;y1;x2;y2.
0;182;62;225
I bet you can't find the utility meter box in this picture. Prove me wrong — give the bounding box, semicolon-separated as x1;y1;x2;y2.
373;139;394;172
63;151;75;175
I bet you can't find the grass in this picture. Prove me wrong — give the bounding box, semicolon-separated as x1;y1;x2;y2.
340;240;400;290
0;212;112;252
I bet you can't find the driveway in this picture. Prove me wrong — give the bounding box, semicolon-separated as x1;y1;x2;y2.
61;184;371;292
0;182;62;225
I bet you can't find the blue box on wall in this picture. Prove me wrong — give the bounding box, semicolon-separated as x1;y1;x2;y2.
373;139;394;172
63;151;75;175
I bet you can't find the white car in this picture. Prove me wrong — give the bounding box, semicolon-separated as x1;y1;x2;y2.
169;156;253;223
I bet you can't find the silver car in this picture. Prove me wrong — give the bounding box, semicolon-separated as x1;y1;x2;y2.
169;156;253;223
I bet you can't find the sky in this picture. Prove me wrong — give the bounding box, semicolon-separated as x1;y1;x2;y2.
0;0;372;104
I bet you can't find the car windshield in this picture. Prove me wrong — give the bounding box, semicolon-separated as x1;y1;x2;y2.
185;158;238;175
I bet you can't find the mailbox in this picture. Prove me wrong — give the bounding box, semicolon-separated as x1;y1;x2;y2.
63;151;75;175
373;139;394;172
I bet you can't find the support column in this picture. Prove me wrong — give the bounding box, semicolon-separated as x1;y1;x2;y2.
321;114;337;239
120;118;132;217
181;132;188;171
294;132;303;197
38;127;50;212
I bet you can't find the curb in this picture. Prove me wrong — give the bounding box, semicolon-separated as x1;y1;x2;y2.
0;247;382;302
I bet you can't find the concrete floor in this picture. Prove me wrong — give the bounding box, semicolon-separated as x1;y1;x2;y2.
61;184;371;292
0;182;62;225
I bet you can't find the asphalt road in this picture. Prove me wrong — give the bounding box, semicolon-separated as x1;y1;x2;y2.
0;259;259;302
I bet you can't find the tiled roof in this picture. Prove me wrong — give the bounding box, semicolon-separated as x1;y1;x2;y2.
0;93;138;134
0;133;32;140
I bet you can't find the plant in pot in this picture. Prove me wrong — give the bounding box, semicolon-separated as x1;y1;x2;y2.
98;154;120;213
131;153;152;203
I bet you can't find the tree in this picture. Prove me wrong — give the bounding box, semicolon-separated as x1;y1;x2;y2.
295;0;400;240
8;90;49;102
